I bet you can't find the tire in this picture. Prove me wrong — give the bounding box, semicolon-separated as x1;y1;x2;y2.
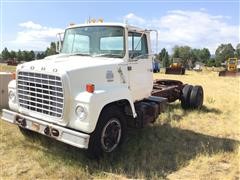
135;109;144;128
165;67;170;74
19;126;36;137
189;85;204;109
181;68;185;75
87;105;126;158
181;85;193;109
219;71;226;76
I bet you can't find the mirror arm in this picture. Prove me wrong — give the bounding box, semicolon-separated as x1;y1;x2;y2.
55;32;64;53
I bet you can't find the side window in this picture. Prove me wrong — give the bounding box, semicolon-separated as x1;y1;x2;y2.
128;32;148;58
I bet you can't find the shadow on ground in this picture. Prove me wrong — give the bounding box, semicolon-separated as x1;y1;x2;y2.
168;103;222;114
161;104;222;122
23;123;239;179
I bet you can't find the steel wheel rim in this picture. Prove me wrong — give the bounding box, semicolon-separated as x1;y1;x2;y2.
101;118;122;152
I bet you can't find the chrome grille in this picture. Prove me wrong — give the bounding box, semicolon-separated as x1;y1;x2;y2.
17;71;64;118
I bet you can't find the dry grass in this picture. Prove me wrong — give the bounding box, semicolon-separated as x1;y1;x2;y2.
0;64;16;72
1;69;240;179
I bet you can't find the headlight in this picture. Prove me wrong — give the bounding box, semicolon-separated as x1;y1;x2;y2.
75;105;87;120
8;90;16;102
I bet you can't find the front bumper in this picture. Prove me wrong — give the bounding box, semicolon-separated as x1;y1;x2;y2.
1;109;90;149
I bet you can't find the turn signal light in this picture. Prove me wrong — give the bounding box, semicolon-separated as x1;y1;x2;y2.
86;84;95;93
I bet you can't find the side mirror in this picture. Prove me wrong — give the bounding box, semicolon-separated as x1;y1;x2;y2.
55;32;64;53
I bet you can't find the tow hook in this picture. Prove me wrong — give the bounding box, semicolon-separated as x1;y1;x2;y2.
44;126;59;137
16;116;27;127
44;126;50;136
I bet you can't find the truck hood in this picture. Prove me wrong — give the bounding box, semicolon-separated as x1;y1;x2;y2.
18;54;125;73
15;54;129;126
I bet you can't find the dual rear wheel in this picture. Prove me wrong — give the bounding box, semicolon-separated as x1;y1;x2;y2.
181;85;204;109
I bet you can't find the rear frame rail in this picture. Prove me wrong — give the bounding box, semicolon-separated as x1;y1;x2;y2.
152;79;186;102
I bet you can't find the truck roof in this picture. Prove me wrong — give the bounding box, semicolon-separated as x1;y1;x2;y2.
66;22;146;32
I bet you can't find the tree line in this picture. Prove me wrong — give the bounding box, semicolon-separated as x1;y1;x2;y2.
157;43;240;67
0;42;57;63
1;42;240;68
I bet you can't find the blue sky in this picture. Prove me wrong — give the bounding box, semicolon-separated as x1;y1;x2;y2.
1;0;239;54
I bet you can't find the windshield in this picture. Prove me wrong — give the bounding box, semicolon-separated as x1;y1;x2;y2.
61;26;125;58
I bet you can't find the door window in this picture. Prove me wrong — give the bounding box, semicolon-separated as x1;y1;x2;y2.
128;32;148;59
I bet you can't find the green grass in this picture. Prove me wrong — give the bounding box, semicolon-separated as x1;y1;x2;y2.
0;70;240;179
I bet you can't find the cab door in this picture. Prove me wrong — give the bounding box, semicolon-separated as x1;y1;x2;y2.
127;32;153;101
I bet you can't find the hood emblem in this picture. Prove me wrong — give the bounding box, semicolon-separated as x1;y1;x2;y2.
106;70;114;82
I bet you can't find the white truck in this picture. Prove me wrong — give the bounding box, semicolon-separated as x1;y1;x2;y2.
1;22;204;158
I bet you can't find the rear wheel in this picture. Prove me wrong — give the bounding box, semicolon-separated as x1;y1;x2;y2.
181;85;193;109
189;85;204;109
165;67;170;74
219;71;226;76
87;105;126;158
181;68;185;75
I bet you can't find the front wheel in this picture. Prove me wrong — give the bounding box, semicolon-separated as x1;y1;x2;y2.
100;118;122;152
87;105;126;158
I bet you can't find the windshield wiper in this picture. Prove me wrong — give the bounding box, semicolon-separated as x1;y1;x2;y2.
69;53;91;56
93;53;123;58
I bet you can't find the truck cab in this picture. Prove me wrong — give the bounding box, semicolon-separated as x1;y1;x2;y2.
1;22;203;158
2;23;161;157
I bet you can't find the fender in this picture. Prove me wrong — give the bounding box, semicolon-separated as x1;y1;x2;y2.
68;85;136;133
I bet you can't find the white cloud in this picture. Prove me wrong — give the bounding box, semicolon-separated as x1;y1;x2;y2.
4;11;239;53
123;11;239;54
5;21;64;51
19;21;42;30
124;13;146;25
200;8;206;11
